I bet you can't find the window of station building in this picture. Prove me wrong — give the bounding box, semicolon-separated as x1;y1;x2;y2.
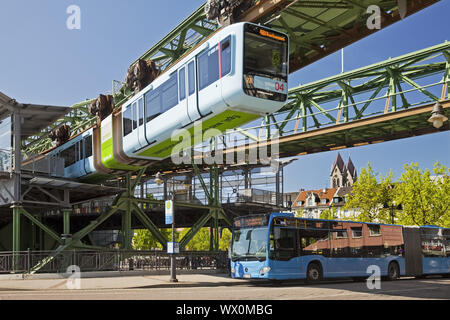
335;230;348;239
198;45;219;91
221;36;231;77
351;227;363;238
123;107;133;137
368;225;381;236
179;67;186;101
84;135;92;158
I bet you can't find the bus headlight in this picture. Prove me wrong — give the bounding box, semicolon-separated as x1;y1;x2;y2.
260;266;271;274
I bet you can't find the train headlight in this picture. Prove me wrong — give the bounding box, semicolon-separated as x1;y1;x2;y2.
260;266;271;274
231;267;235;274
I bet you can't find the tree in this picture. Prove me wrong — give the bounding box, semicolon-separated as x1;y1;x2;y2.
178;227;232;251
133;228;175;250
319;205;338;220
343;163;394;223
395;162;450;227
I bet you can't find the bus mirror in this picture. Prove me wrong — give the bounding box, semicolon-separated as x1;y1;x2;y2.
246;230;252;240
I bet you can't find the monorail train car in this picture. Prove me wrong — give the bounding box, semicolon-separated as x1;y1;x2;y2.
49;22;289;180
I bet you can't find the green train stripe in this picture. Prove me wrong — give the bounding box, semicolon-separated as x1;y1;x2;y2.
138;110;260;159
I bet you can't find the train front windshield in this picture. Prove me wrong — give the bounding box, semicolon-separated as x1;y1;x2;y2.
231;227;268;262
243;24;288;102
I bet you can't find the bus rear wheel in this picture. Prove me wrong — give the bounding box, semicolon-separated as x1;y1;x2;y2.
306;262;322;284
386;262;400;281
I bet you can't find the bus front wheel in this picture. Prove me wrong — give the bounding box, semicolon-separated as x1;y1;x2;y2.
306;262;322;284
386;262;400;281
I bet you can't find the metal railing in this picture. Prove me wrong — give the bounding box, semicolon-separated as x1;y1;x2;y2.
0;250;228;274
236;188;278;206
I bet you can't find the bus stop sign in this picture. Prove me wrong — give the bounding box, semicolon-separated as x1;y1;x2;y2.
165;200;173;224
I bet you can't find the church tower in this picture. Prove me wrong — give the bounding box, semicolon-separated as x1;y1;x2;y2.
330;153;357;188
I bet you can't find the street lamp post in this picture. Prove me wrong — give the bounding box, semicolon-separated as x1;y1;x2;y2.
169;193;178;283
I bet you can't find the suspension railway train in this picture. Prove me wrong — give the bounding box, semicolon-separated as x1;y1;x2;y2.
43;23;289;181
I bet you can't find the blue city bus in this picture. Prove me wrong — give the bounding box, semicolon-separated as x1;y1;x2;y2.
230;213;450;282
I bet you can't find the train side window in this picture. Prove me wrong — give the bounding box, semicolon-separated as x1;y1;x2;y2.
61;144;76;168
75;142;79;162
221;36;231;77
84;135;92;158
145;89;161;122
198;44;219;91
132;102;137;130
123;107;133;136
138;99;144;126
161;73;178;113
179;67;186;101
188;61;195;95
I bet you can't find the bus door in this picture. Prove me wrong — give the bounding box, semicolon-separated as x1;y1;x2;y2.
271;227;299;278
186;59;201;122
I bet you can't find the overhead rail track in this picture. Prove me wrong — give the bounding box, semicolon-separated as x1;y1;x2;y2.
188;40;449;162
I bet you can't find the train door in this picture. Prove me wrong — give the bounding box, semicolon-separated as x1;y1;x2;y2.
83;134;94;175
123;101;143;154
186;59;201;121
178;66;191;126
136;98;148;148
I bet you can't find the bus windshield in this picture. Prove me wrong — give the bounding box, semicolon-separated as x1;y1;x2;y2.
232;227;268;262
243;24;288;101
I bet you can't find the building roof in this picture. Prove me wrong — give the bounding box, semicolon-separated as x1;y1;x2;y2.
293;188;337;208
0;91;71;138
334;186;353;198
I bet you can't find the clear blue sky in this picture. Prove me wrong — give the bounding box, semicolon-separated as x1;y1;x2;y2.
0;0;448;191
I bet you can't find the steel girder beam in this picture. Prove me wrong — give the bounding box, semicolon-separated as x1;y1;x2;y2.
219;41;449;151
23;99;96;155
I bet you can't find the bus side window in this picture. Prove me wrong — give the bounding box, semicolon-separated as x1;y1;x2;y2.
275;228;296;260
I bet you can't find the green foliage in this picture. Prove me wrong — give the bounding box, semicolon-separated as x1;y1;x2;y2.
343;163;394;223
133;227;232;251
395;162;450;227
133;228;175;250
319;205;338;220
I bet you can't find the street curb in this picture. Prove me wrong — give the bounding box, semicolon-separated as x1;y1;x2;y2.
0;269;226;281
